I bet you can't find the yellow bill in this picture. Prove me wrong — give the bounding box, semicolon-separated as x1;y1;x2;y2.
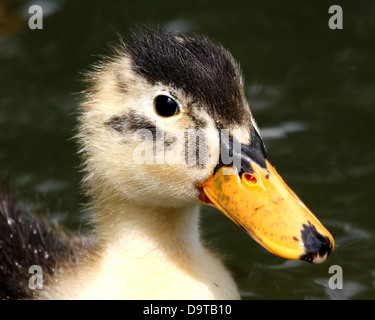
199;151;334;263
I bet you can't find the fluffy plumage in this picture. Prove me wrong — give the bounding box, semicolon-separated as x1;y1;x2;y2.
1;30;256;299
0;190;86;299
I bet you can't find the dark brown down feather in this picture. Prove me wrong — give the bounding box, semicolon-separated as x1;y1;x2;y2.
0;190;86;299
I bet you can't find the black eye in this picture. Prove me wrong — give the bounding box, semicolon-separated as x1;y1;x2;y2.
154;95;180;118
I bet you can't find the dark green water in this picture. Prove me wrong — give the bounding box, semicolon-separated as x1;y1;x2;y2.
1;0;374;299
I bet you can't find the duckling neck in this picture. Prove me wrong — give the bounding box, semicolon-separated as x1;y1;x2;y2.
92;199;202;257
75;198;239;299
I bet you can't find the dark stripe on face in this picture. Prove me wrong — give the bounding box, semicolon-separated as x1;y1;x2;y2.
105;111;178;150
186;105;207;130
105;111;157;138
184;129;207;169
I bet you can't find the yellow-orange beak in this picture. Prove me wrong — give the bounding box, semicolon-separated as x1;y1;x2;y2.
198;132;334;263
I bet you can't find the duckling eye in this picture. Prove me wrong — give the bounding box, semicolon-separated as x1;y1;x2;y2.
154;95;180;118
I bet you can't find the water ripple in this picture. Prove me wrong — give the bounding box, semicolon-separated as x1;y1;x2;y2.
260;121;307;140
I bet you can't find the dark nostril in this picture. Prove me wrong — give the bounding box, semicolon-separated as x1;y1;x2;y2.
300;223;332;263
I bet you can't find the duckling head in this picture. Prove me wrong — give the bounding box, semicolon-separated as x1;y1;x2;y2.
78;30;334;264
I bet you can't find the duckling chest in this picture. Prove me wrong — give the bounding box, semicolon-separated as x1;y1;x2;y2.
53;246;239;300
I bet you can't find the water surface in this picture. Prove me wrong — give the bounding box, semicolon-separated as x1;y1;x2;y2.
1;0;374;299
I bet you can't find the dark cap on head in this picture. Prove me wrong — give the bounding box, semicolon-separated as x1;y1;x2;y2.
125;30;247;126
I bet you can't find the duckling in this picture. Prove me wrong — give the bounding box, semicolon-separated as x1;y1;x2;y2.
0;30;334;300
